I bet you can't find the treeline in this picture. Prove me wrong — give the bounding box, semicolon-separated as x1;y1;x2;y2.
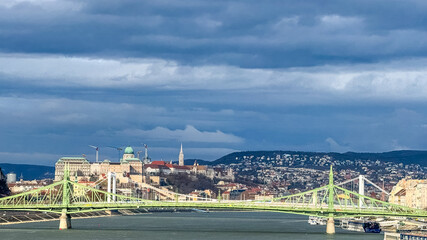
212;150;427;166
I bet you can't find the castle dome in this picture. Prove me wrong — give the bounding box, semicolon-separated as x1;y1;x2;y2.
124;146;134;154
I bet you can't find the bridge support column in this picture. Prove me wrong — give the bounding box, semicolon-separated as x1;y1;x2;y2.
59;209;71;230
359;175;364;208
326;166;335;234
107;172;111;203
326;216;335;234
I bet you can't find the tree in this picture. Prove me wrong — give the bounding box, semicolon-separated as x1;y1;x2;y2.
0;168;10;197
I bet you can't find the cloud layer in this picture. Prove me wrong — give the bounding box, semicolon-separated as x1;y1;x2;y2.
1;0;427;68
119;125;243;143
2;54;427;101
1;1;427;165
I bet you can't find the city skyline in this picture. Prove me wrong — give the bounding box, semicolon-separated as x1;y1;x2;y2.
2;1;427;165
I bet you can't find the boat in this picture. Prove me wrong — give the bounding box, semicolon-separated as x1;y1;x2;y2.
341;219;364;232
363;222;381;233
379;220;399;228
308;216;317;225
308;216;326;225
191;208;208;213
399;229;427;240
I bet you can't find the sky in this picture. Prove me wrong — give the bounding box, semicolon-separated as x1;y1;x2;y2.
1;0;427;165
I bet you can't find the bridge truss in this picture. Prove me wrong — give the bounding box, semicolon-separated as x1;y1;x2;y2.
0;166;426;232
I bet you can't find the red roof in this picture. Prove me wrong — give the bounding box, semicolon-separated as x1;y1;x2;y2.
78;181;95;184
145;164;169;169
162;163;191;169
151;161;166;165
172;165;190;170
225;183;237;187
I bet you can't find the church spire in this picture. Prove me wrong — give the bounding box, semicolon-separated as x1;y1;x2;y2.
179;143;184;166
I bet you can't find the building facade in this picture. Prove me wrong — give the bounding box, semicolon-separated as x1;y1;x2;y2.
389;179;427;209
54;145;213;187
55;146;143;183
54;157;91;181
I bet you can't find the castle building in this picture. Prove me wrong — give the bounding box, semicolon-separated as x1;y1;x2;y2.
55;146;143;183
55;144;212;185
54;157;91;181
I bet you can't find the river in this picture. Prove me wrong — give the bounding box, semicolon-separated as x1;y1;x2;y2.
0;211;383;240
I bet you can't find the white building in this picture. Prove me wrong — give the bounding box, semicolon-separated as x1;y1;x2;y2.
179;143;184;166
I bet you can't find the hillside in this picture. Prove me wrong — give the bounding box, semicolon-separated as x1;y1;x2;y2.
212;150;427;166
183;159;212;166
0;163;55;180
171;159;212;166
0;150;426;181
330;151;427;166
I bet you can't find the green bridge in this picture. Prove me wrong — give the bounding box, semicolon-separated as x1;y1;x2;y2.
1;166;426;234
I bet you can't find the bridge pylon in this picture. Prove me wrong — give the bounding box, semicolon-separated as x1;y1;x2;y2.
59;164;72;230
326;215;335;234
326;165;335;234
3;162;427;231
59;208;71;230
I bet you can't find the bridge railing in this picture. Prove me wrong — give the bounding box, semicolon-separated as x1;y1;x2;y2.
1;166;427;218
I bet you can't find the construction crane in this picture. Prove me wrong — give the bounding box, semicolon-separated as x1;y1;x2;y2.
137;151;143;159
141;143;150;163
107;146;123;161
144;144;148;159
88;145;99;163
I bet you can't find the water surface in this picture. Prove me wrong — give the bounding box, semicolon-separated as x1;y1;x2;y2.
0;212;383;240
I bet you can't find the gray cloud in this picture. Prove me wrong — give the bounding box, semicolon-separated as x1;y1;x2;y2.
118;125;244;143
1;1;427;165
325;137;351;153
2;54;427;102
1;1;427;67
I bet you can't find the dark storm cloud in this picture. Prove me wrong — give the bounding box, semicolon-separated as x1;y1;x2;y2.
1;0;427;68
1;0;427;165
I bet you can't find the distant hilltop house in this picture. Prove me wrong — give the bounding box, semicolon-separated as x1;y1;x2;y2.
54;145;230;185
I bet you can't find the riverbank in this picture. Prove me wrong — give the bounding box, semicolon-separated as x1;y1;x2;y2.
0;208;212;225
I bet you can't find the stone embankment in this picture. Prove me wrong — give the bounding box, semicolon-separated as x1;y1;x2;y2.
0;208;200;225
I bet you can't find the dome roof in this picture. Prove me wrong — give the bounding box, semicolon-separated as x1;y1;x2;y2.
124;146;134;154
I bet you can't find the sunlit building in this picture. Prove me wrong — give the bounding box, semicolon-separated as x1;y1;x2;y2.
54;145;210;184
54;157;91;181
389;179;427;209
55;146;143;183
